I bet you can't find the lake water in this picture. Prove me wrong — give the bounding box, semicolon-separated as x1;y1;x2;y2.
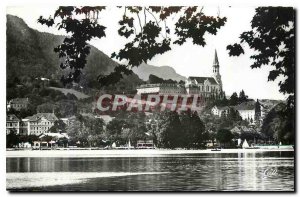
6;151;294;191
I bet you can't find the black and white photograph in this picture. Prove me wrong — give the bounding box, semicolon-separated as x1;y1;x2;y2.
4;1;296;192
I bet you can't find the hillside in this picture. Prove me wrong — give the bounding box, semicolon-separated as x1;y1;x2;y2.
49;87;90;99
132;62;186;82
6;14;143;90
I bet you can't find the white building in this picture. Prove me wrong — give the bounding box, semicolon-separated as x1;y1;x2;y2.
19;113;58;135
234;102;256;123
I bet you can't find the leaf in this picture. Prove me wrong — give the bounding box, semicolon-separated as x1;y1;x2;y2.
226;44;244;56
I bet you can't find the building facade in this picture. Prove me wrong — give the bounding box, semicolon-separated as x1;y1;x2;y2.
234;102;256;123
20;113;58;135
137;83;186;95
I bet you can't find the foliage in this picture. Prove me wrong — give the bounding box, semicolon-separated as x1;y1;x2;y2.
152;111;183;149
216;129;234;147
6;129;19;148
254;99;261;123
38;6;227;85
226;7;295;137
49;119;67;133
179;111;207;149
219;107;243;129
260;102;294;144
66;115;106;147
38;6;106;84
238;90;248;104
7;131;41;148
148;74;177;84
229;92;239;106
105;118;127;145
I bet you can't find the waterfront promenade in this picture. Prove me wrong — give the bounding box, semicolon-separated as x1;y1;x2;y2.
6;148;294;158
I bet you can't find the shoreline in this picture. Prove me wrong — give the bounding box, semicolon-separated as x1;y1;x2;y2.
6;148;294;158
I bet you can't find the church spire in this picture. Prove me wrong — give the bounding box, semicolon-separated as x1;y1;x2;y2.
212;49;223;93
213;49;220;75
213;49;219;66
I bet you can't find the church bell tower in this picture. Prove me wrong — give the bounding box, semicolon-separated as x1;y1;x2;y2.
213;49;223;92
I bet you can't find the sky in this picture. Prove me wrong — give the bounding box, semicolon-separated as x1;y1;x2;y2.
6;6;289;100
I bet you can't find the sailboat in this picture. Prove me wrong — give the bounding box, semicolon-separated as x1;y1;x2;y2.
128;139;131;149
242;139;249;149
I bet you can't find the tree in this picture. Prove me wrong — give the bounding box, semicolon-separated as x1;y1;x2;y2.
238;90;248;104
254;99;261;124
66;118;89;146
105;119;127;145
180;111;206;149
229;92;238;106
122;112;149;146
148;74;165;84
152;111;182;149
216;129;234;148
260;103;293;144
148;74;177;84
6;129;19;148
38;6;226;85
49;119;67;133
227;7;295;143
227;7;294;99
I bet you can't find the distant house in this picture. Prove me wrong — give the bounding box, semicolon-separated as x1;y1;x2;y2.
7;98;29;111
6;114;20;134
211;105;230;117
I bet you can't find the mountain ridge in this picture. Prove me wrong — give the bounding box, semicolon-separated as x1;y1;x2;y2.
6;14;118;87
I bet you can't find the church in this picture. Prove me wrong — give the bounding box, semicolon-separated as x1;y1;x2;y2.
184;50;223;98
137;50;224;98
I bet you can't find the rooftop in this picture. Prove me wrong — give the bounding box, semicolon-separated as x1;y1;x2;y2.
234;101;256;110
188;77;218;85
138;83;184;88
9;98;29;104
26;113;58;122
7;114;20;121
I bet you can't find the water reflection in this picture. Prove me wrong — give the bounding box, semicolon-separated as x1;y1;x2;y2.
6;151;294;191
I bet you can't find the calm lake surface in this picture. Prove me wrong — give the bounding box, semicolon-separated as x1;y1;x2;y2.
6;151;294;191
